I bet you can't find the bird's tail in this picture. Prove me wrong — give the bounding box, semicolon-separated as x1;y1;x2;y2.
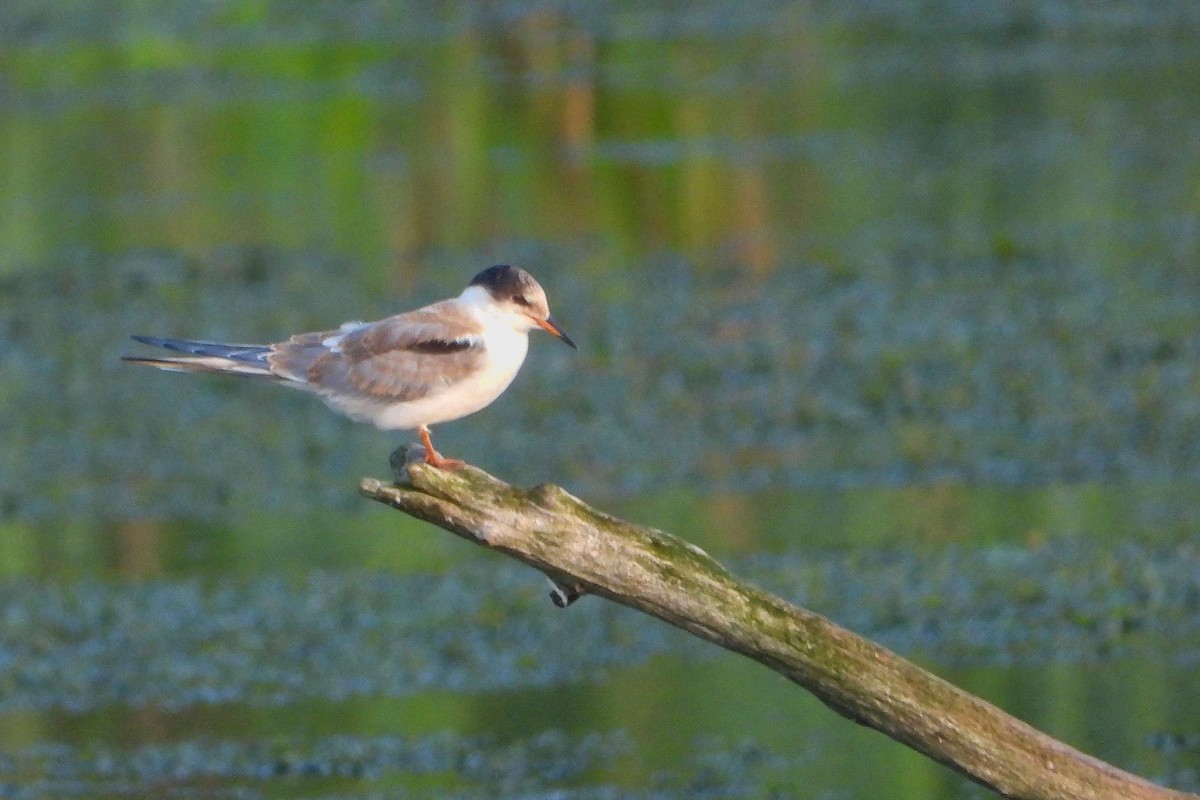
122;335;276;378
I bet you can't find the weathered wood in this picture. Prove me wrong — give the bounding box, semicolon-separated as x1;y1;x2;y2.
360;456;1193;800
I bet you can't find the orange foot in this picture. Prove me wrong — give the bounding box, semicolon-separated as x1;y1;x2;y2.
424;450;465;470
419;427;466;470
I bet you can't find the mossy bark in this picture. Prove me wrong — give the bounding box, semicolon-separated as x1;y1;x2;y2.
360;459;1193;800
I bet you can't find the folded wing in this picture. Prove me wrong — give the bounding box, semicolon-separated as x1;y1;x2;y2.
268;301;488;403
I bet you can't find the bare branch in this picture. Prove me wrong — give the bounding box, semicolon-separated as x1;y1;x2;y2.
361;457;1193;800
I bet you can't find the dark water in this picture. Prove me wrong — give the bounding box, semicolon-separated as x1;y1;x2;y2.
2;2;1200;798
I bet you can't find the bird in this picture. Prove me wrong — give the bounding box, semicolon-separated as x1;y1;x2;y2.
123;264;576;469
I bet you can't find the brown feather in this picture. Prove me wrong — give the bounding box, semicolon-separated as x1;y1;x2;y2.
266;300;487;403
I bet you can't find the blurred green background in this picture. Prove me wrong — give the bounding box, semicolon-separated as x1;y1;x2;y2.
1;2;1199;798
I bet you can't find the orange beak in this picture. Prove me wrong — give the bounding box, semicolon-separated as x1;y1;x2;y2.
534;316;577;349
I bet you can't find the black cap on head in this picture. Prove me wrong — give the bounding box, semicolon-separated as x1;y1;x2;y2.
469;264;531;300
468;264;575;348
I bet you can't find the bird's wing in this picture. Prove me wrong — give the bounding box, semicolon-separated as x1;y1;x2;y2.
267;300;488;403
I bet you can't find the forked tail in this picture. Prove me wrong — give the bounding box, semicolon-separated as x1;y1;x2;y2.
122;335;276;377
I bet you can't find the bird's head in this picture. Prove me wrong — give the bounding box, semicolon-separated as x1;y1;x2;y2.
466;264;576;348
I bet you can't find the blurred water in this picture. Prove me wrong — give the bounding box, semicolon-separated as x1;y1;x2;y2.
1;2;1200;798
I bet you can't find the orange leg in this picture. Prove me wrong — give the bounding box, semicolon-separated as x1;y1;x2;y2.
418;426;465;470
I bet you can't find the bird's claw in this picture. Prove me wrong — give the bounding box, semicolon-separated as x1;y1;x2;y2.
424;451;466;470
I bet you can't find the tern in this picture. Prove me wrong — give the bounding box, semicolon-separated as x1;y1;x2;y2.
124;265;576;469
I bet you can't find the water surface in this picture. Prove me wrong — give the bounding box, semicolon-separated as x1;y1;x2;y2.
2;2;1199;797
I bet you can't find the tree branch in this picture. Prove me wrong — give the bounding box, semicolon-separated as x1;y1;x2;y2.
360;455;1193;800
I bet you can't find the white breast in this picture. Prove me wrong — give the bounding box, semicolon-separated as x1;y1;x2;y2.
357;324;530;430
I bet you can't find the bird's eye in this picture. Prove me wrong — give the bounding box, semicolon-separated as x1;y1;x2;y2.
513;295;530;307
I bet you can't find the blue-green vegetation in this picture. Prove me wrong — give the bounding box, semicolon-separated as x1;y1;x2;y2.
0;541;1198;714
